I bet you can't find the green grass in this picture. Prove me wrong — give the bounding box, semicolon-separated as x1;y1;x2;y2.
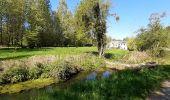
0;47;128;61
0;47;96;60
0;48;170;99
105;49;129;60
37;65;170;100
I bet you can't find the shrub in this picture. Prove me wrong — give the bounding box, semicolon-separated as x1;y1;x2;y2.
49;54;105;80
122;51;152;64
148;48;166;57
28;63;50;79
28;67;42;79
127;37;137;51
48;61;78;80
0;54;105;84
1;67;29;84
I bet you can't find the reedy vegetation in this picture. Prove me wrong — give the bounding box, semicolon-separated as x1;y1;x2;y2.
0;53;105;84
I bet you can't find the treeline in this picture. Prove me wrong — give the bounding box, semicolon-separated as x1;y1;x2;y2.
0;0;111;49
127;13;170;57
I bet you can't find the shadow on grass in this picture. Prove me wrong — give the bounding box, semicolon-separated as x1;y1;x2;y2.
148;80;170;100
104;53;116;59
0;48;54;61
86;51;98;56
0;55;32;61
0;47;53;52
87;51;116;59
36;65;170;100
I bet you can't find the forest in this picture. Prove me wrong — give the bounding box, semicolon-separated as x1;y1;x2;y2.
0;0;115;52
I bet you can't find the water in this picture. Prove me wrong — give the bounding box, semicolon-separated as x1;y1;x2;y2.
0;69;113;100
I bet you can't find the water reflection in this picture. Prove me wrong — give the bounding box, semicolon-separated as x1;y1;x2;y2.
86;71;112;80
86;72;97;80
0;70;113;99
102;71;112;78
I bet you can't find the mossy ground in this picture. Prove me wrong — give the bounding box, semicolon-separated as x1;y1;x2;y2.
0;78;56;94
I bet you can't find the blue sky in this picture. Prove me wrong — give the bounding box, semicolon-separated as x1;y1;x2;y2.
50;0;170;40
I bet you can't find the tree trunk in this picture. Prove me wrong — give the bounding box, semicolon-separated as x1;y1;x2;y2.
0;17;2;45
98;35;105;57
94;3;106;58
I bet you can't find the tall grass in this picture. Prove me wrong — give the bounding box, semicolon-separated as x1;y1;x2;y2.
0;54;105;85
37;65;170;100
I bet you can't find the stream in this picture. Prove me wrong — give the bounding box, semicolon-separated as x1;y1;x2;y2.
0;68;113;100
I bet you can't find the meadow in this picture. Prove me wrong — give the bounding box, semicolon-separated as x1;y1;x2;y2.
0;47;128;93
0;47;170;100
0;47;128;61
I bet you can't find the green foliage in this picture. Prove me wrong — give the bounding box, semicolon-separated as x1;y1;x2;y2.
127;37;137;51
148;47;166;57
1;67;29;84
130;13;170;57
26;31;38;49
47;54;105;80
0;0;114;53
74;0;111;56
1;47;122;85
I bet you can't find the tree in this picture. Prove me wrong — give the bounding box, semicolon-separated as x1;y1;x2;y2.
127;37;137;51
26;0;53;47
25;31;38;49
75;0;111;57
135;12;170;56
56;0;76;47
0;0;5;45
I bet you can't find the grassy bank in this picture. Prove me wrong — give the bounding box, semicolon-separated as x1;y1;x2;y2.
37;65;170;100
0;53;106;94
1;47;126;93
0;47;128;86
0;78;55;94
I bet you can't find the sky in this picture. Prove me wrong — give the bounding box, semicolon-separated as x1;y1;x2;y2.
50;0;170;40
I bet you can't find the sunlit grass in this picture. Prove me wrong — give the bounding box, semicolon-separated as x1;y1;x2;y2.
0;47;128;61
37;65;170;100
0;47;96;60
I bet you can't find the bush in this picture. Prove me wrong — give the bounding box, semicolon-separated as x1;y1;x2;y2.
48;61;79;80
26;31;38;49
122;51;152;64
127;37;137;51
48;54;105;80
28;63;50;79
28;67;42;79
0;54;105;84
148;48;166;57
1;67;29;84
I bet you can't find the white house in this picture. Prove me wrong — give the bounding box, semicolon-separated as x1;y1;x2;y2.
107;40;128;50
